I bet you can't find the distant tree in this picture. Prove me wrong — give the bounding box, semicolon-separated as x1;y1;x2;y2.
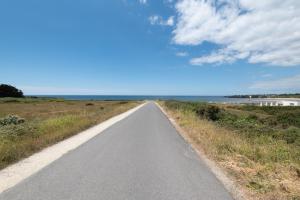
0;84;24;98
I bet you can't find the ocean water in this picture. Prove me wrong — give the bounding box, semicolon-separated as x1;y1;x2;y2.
36;95;253;104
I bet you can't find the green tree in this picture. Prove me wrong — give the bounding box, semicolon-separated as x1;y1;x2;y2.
0;84;24;98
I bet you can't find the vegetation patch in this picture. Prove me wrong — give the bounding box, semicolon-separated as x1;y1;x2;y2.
0;99;140;169
161;100;300;200
0;115;25;126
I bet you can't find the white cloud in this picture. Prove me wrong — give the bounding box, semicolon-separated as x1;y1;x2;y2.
149;15;174;26
176;51;188;57
173;0;300;67
250;74;300;90
139;0;147;4
190;48;246;65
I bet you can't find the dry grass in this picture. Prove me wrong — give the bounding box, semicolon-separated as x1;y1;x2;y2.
0;98;140;169
160;101;300;200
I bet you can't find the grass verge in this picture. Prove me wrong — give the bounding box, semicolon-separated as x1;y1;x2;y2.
0;98;140;170
159;101;300;200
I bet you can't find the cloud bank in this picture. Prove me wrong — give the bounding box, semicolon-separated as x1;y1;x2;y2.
173;0;300;67
250;74;300;90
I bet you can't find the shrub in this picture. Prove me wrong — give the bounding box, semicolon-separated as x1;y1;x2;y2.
0;84;24;98
262;117;278;127
281;127;300;145
276;112;300;128
85;103;94;106
0;115;25;126
247;114;258;121
165;101;221;121
195;105;221;121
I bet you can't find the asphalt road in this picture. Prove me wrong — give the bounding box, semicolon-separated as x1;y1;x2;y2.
0;102;233;200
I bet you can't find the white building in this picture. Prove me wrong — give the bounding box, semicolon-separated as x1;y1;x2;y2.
256;98;300;106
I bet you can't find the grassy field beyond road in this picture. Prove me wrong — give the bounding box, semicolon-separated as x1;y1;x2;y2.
161;101;300;200
0;98;140;170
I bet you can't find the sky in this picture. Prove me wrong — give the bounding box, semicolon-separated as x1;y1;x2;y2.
0;0;299;95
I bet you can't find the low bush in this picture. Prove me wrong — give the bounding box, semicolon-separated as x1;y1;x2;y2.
0;115;25;126
247;114;259;120
240;105;300;115
239;106;300;128
280;127;300;145
276;112;300;128
195;105;221;121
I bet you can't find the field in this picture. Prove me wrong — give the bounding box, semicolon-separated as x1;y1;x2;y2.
160;101;300;200
0;98;140;170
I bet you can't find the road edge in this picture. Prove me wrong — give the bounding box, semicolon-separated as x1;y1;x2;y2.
155;102;247;200
0;102;146;194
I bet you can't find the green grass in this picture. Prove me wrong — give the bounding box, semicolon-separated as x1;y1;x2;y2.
0;98;140;169
161;100;300;200
165;101;300;149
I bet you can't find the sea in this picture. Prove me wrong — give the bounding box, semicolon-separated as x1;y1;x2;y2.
35;95;253;104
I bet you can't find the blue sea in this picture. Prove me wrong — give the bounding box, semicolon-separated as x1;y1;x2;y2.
35;95;253;104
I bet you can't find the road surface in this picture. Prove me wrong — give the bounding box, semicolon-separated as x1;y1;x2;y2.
0;102;233;200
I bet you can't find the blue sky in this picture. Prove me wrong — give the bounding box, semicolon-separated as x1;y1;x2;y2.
0;0;299;95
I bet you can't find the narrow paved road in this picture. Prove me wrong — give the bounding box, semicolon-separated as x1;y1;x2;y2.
0;102;233;200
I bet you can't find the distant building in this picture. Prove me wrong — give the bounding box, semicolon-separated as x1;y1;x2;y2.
253;98;300;106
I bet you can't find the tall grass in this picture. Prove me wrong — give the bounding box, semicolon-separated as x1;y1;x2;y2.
161;101;300;200
0;99;140;169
